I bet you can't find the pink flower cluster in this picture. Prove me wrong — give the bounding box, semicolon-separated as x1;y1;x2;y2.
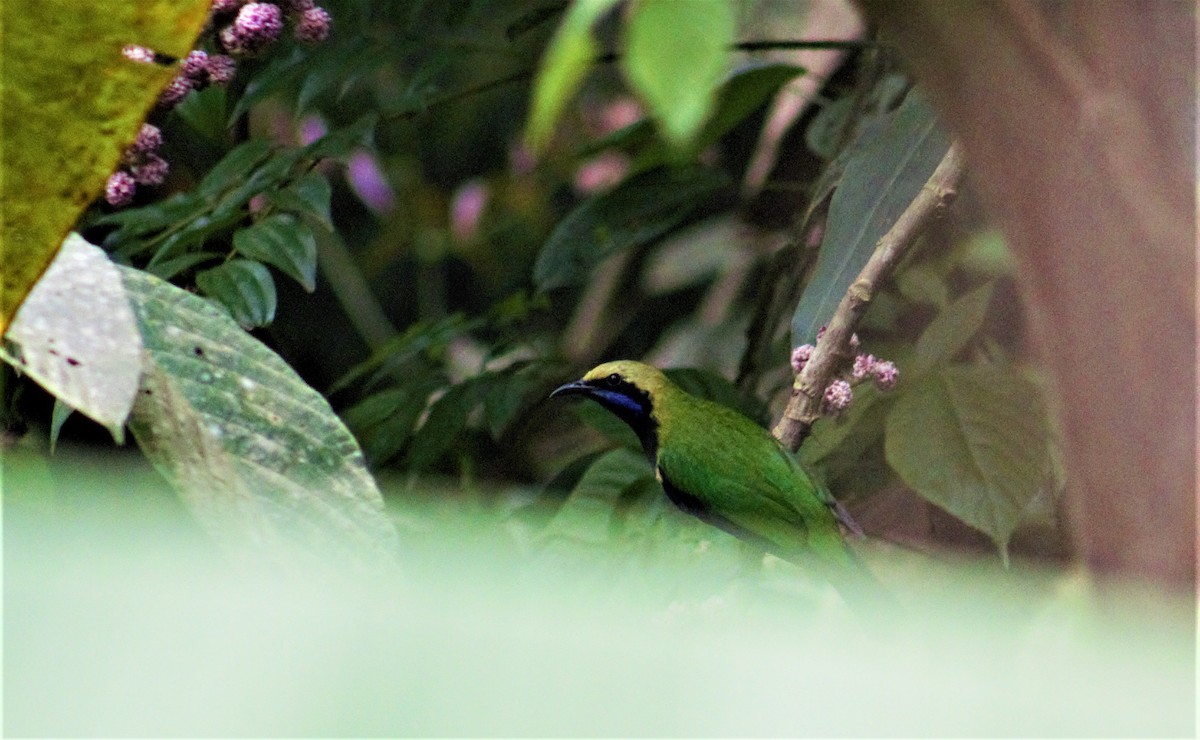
106;124;169;207
121;0;332;113
790;328;900;415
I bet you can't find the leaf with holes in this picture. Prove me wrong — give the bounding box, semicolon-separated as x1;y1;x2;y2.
1;234;141;441
121;266;399;566
885;365;1055;552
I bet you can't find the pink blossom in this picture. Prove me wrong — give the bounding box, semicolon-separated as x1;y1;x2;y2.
791;344;815;374
451;180;489;243
873;360;899;391
823;379;853;413
105;171;137;207
852;353;876;382
294;6;332;43
347;150;395;214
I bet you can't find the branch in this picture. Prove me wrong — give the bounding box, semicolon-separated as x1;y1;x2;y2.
772;140;966;451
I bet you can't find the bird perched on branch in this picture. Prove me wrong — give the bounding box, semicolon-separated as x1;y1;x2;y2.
551;360;886;606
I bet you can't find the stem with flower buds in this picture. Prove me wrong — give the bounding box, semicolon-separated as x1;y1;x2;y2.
773;140;966;452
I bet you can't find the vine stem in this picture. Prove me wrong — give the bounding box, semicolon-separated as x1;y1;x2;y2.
772;140;966;451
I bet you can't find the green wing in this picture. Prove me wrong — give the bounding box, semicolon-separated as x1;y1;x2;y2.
656;395;849;563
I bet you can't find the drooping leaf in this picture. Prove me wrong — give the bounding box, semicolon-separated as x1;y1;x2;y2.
0;234;142;441
622;0;735;148
49;398;74;453
1;0;210;333
120;266;400;566
884;365;1055;553
791;90;951;346
534;166;730;290
195;259;277;329
911;283;995;377
233;214;318;292
524;0;621;155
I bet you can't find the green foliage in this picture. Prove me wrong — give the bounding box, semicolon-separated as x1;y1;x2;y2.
534;166;730;290
95;118;373;323
622;0;735;149
792;89;951;345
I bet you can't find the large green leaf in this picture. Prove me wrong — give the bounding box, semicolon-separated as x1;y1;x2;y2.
121;267;400;566
233;214;318;292
541;448;656;546
1;0;210;333
622;0;735;148
0;234;141;441
524;0;620;155
534;166;730;290
791;90;951;346
884;365;1055;552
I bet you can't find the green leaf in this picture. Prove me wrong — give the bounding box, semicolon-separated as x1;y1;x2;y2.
791;89;951;346
534;166;730;290
196;140;273;199
405;380;483;471
233;214;318;292
49;397;73;453
1;234;141;442
144;251;223;281
524;0;621;155
120;266;399;566
342;381;440;467
894;262;949;308
622;0;734;149
327;314;476;396
695;62;804;151
172;84;229;142
911;283;995;377
195;259;277;329
302;114;377;161
269;171;333;229
884;365;1055;553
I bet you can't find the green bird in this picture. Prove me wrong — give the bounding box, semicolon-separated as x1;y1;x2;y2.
551;360;883;601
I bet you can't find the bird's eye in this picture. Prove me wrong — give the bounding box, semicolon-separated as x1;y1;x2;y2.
605;373;622;386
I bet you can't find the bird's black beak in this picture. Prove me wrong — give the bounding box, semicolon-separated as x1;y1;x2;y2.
550;379;592;400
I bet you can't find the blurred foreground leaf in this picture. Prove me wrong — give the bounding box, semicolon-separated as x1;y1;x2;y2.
121;267;400;566
1;234;141;441
1;0;209;333
622;0;734;149
524;0;620;154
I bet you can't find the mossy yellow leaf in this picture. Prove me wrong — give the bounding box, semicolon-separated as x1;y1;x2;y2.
0;0;210;333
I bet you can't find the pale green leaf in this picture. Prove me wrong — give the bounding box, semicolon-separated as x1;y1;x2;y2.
622;0;735;148
524;0;621;154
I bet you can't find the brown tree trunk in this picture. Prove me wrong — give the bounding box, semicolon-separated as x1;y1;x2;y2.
856;1;1196;589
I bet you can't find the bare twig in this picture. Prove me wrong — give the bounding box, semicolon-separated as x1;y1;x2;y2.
772;140;966;451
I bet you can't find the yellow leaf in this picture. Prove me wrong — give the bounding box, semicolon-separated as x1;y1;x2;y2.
0;0;210;333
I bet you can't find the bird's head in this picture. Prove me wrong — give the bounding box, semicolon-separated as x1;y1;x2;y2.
550;360;670;454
